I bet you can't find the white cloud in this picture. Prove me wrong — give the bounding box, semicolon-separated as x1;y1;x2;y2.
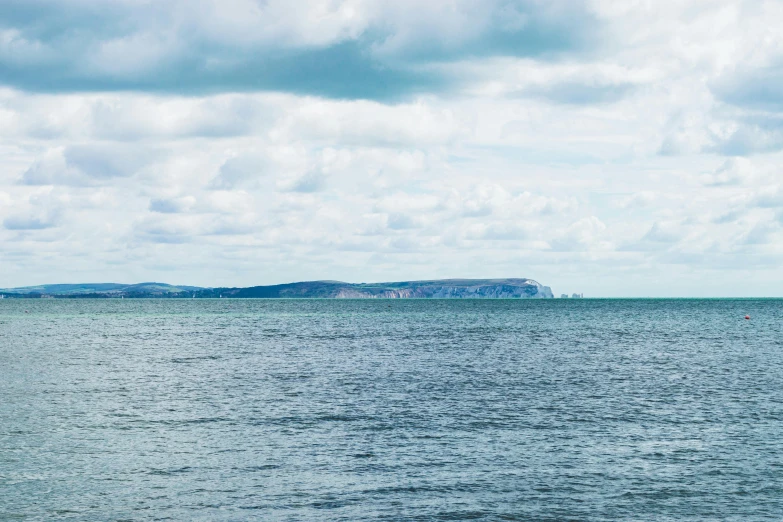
274;99;468;147
700;157;754;186
149;196;197;214
20;144;163;186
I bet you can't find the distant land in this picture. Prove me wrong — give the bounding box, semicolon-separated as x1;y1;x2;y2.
0;279;554;299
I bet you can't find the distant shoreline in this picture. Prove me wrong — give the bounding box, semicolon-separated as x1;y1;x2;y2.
0;279;555;299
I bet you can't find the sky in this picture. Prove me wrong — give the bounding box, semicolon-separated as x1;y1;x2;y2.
1;0;783;296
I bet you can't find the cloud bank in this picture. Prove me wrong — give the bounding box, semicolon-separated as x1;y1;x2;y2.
1;0;783;296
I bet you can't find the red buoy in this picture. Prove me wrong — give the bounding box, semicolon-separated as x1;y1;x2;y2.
745;315;750;320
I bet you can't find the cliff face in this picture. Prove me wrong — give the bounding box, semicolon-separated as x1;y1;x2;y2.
325;279;554;299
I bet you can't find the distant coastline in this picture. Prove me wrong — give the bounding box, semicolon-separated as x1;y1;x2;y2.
0;279;554;299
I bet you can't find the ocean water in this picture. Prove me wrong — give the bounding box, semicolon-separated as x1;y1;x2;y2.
1;298;782;521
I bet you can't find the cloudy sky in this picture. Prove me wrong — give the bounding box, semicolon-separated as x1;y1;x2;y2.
1;0;782;296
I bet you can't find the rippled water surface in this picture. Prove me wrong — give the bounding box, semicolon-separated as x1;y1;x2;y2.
2;299;783;521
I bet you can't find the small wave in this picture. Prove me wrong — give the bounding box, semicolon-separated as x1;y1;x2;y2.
147;466;194;476
238;465;281;472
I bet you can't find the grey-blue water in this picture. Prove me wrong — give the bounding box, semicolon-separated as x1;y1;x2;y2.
1;299;782;521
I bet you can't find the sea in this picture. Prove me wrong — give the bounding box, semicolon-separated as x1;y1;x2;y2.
1;298;782;521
